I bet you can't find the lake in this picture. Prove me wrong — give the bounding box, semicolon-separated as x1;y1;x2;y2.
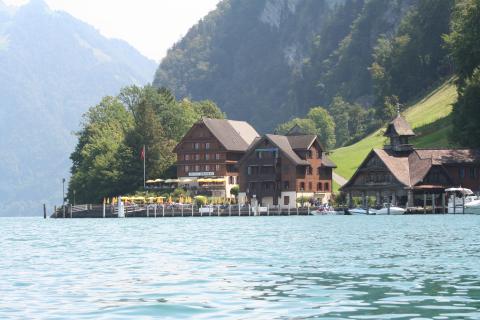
1;216;479;319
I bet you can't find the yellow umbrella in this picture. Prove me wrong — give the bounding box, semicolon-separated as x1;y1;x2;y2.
168;196;172;203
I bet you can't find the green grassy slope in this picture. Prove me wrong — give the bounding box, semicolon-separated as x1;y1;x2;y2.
330;80;458;182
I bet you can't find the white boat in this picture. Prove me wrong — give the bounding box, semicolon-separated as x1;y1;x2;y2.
374;203;405;215
446;187;480;214
347;207;370;215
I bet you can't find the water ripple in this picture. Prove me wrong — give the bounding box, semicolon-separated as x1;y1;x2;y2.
0;216;479;319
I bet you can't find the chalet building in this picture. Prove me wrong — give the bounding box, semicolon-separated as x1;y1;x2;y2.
238;127;336;207
174;118;259;199
341;114;480;207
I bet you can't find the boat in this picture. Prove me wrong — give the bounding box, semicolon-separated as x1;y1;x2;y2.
374;203;405;215
311;206;339;215
346;207;371;215
446;187;480;214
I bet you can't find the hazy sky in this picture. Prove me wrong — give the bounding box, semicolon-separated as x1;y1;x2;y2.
4;0;221;61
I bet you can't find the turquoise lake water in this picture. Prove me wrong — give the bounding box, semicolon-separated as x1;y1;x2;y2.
1;216;480;319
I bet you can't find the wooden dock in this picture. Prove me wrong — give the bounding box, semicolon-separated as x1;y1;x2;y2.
49;204;313;218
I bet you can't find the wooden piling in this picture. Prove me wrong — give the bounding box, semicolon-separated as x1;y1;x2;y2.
102;203;106;218
70;205;72;218
43;204;47;219
432;194;435;213
442;193;446;214
54;205;57;219
453;195;456;214
154;205;157;218
462;193;465;214
423;193;427;214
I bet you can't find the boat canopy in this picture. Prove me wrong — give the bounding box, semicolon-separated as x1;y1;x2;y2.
445;187;474;195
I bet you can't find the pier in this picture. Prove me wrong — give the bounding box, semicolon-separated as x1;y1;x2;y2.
49;203;313;218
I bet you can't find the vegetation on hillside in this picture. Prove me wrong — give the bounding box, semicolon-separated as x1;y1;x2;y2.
446;0;480;146
330;81;458;180
68;87;224;204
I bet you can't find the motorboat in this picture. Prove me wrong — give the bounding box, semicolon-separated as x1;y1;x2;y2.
446;187;480;214
311;206;339;215
374;203;405;215
346;207;371;215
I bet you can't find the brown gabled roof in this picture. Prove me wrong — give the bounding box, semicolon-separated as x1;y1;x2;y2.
286;135;317;150
266;134;309;165
384;115;415;137
373;149;411;186
202;118;260;152
415;149;480;165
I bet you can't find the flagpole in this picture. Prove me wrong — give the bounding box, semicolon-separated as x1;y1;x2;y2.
143;145;146;189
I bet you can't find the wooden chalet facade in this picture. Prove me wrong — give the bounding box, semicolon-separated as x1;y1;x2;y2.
174;118;259;199
341;114;480;208
238;128;336;207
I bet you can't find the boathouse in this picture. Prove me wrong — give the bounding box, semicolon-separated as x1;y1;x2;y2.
237;126;336;207
341;114;480;208
174;117;260;199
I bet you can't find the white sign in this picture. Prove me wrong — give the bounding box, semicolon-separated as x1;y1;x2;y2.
188;172;215;177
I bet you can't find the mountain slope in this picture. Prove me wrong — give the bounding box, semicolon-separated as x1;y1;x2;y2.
154;0;417;132
330;80;457;181
0;0;156;216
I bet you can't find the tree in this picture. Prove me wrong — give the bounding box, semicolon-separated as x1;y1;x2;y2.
68;97;133;203
275;118;317;135
306;107;336;149
446;0;480;145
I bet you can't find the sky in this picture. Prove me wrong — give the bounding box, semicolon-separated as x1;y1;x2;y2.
3;0;221;61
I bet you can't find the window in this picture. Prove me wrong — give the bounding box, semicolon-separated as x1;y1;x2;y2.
229;176;234;184
284;196;290;206
256;151;262;159
459;167;466;180
205;165;210;171
215;153;221;160
184;154;190;161
317;182;322;191
194;143;200;150
308;182;312;191
205;142;210;150
195;165;200;172
247;166;252;175
283;181;290;189
300;182;305;191
205;153;210;160
195;154;200;161
215;164;221;171
184;165;189;173
324;182;330;192
470;167;477;179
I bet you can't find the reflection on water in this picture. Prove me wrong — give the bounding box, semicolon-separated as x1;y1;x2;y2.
0;216;479;319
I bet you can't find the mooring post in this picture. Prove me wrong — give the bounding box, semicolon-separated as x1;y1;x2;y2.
387;202;391;215
191;204;194;216
54;205;57;219
238;204;241;216
63;205;65;218
442;193;446;214
462;193;465;214
43;204;47;219
162;205;165;217
423;193;427;214
453;194;456;214
103;203;106;218
229;204;231;216
296;204;299;215
432;194;436;213
217;205;220;216
181;204;184;217
307;205;310;215
70;205;72;218
154;205;157;218
267;204;269;216
288;204;291;216
248;204;251;216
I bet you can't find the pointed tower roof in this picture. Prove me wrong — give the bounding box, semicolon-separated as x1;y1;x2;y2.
384;115;415;137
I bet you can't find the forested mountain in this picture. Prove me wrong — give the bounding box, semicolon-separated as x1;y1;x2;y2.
154;0;455;144
0;0;156;216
